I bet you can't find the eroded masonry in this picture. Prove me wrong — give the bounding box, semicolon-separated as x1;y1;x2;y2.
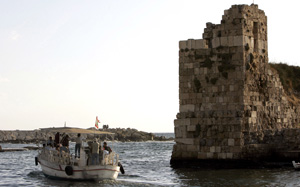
171;4;300;166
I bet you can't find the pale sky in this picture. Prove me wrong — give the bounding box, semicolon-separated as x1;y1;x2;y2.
0;0;299;132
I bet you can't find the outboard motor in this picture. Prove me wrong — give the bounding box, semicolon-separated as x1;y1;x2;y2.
35;157;38;166
118;162;125;174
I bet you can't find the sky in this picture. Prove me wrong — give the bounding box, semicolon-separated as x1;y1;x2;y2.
0;0;299;132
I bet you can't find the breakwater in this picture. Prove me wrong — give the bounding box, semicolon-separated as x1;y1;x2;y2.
0;128;173;143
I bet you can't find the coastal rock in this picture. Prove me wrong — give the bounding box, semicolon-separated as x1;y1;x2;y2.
0;128;174;143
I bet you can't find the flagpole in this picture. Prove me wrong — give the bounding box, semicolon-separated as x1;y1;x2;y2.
94;116;100;140
94;116;96;137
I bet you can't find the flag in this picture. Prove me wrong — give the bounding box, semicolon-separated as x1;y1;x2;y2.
95;116;100;129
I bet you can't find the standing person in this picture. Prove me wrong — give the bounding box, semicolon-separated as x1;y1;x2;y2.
75;133;83;158
91;138;99;165
60;134;69;153
47;136;54;147
54;132;60;147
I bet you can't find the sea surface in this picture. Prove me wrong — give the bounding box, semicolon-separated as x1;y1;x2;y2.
1;133;300;187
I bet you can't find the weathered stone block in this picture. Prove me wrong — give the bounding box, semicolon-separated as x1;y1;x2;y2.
233;36;243;46
226;153;233;159
233;132;242;138
182;151;197;158
243;36;250;45
195;39;207;49
228;36;234;46
228;138;234;146
220;37;228;46
180;104;195;112
174;119;191;127
175;126;188;138
191;118;199;125
218;153;227;159
212;86;218;92
187;145;199;152
198;152;207;159
212;38;220;48
175;127;182;138
250;37;254;48
207;152;214;159
230;146;242;153
184;63;193;69
179;41;186;49
176;138;194;145
187;125;196;132
251;111;257;117
179;39;192;49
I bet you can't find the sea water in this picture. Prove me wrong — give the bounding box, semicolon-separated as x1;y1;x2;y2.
0;134;300;187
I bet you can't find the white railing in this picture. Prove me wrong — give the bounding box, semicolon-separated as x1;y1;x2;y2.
102;151;119;166
39;148;72;165
39;146;120;167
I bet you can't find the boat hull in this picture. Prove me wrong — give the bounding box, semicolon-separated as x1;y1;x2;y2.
38;156;120;180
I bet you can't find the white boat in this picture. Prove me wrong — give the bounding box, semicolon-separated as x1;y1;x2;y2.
292;161;300;170
35;127;124;180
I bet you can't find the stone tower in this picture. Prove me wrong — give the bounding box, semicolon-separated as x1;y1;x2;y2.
171;4;300;166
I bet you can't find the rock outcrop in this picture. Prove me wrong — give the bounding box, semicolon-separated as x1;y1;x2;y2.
103;128;173;142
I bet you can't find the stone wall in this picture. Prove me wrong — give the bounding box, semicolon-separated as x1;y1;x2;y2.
171;4;300;166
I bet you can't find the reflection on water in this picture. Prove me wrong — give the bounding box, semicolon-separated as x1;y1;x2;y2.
174;168;295;187
1;141;300;186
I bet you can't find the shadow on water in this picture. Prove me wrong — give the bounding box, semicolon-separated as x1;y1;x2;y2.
27;170;120;187
172;167;300;187
27;170;44;179
27;171;173;187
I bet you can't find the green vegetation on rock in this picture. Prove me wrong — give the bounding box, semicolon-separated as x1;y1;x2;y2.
270;62;300;97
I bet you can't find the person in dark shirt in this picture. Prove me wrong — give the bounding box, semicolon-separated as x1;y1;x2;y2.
103;142;112;153
60;134;69;153
47;136;54;147
62;135;69;147
54;132;60;147
75;133;84;158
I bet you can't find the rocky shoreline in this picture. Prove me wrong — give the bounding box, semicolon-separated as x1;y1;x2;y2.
0;128;174;143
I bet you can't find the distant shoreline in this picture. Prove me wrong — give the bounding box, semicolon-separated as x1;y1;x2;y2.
0;128;174;143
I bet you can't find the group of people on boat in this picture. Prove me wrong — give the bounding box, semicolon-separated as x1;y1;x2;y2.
44;132;112;165
89;138;112;165
45;132;70;153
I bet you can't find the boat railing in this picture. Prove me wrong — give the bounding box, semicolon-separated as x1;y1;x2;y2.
39;147;72;165
102;151;119;166
39;144;120;167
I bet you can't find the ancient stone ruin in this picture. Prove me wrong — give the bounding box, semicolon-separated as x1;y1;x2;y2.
171;4;300;167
